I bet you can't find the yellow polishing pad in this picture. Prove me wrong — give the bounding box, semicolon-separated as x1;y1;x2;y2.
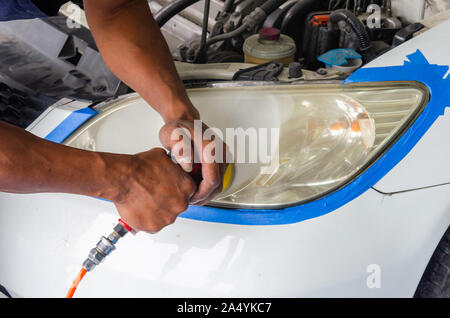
222;163;234;192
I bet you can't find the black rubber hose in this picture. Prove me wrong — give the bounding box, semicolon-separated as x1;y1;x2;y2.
202;0;288;49
194;0;211;63
263;0;298;29
280;0;326;33
260;0;289;15
329;9;376;62
154;0;201;28
223;0;235;13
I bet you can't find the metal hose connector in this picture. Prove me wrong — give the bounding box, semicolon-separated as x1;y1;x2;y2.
82;221;129;272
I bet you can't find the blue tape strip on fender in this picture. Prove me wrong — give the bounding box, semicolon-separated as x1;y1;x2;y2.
181;50;450;225
45;107;98;143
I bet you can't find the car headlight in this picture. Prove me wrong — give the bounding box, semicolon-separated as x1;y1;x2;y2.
65;81;428;209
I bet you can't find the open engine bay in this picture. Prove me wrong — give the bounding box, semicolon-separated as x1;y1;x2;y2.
0;0;449;128
150;0;450;81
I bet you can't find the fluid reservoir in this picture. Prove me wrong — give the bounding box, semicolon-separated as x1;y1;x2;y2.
243;28;296;66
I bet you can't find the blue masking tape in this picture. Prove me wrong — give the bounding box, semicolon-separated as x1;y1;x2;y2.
45;107;98;143
318;48;362;67
181;50;450;225
48;51;449;226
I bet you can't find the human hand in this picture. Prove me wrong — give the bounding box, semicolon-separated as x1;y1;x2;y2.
107;148;197;233
159;118;229;206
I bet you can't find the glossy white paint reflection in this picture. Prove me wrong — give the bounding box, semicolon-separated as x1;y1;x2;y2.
0;184;449;297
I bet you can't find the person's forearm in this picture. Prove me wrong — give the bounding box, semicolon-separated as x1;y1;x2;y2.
0;122;126;200
84;0;198;122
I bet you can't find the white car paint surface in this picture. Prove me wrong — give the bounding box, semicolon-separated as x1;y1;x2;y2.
370;19;450;193
0;17;450;298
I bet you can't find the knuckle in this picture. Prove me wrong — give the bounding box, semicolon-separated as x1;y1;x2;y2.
177;173;195;192
172;198;189;212
179;200;189;212
150;147;167;158
164;214;177;225
183;176;197;192
137;214;163;233
160;122;178;134
143;217;168;233
142;222;160;233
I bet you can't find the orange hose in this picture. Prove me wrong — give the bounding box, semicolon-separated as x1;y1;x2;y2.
66;268;87;298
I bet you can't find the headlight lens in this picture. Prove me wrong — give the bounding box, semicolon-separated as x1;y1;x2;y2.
65;82;428;209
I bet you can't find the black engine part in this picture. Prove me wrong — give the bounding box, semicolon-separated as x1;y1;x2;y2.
302;11;339;69
280;0;328;58
263;0;297;29
154;0;201;28
392;22;425;47
328;9;377;63
232;62;284;81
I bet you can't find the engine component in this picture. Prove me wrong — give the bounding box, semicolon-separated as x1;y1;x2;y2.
302;11;339;69
231;62;284;81
154;0;202;27
210;0;236;38
328;9;377;63
283;1;335;68
193;0;211;63
222;0;267;34
222;0;235;13
280;0;328;34
317;48;362;73
207;50;244;63
173;61;342;82
259;0;291;16
165;0;427;73
188;0;289;61
243;28;296;66
263;0;298;29
358;8;402;44
280;0;328;52
301;1;403;69
392;22;425;47
288;62;303;78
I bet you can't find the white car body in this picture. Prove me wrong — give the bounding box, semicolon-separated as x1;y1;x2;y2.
0;15;450;298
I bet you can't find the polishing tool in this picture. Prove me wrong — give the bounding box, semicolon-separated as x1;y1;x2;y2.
222;163;234;192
